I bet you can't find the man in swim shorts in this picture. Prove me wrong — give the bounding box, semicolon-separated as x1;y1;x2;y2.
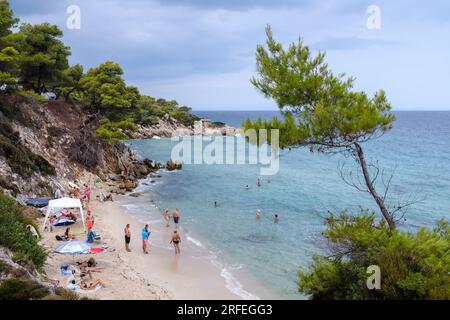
124;224;131;252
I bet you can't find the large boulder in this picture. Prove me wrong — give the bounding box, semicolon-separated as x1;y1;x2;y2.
166;159;182;171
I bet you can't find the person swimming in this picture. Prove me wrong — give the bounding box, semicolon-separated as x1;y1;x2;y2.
257;178;261;187
214;201;218;208
273;214;280;223
245;185;250;190
163;209;170;227
256;209;261;219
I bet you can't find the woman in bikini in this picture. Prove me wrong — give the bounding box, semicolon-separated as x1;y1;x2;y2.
170;230;181;255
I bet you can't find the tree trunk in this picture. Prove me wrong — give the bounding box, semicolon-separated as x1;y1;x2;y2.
354;142;395;230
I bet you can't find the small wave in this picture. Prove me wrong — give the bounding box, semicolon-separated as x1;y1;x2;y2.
186;235;204;248
220;267;260;300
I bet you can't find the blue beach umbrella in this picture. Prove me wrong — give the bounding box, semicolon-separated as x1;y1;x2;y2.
55;241;91;255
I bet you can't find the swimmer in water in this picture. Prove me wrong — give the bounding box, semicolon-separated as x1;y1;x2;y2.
256;209;261;219
214;201;218;208
273;214;280;223
245;185;250;190
257;178;261;187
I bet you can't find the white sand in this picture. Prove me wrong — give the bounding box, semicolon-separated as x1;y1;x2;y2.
40;195;276;300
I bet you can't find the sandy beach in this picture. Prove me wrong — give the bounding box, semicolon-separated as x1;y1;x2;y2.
39;188;277;300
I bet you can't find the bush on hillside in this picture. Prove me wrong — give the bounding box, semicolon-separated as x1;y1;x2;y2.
0;193;47;268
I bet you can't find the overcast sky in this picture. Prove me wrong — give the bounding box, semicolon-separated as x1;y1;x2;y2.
10;0;450;110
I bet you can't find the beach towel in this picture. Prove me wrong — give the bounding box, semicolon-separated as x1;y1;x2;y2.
90;248;104;254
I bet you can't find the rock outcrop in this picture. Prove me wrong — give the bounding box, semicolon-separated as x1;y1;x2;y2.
166;159;182;171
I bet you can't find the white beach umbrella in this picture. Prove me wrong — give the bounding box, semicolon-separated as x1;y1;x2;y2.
55;241;91;255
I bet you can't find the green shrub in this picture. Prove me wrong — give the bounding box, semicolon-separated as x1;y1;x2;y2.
0;193;47;268
0;278;48;300
15;90;45;101
299;212;450;300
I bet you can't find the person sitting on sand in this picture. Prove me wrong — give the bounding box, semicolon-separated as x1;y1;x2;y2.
76;258;101;278
163;209;170;227
64;227;75;240
170;230;181;255
80;278;106;290
273;214;280;223
256;209;261;220
142;224;151;254
47;215;56;232
172;208;180;229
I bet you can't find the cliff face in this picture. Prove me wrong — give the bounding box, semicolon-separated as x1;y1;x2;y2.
0;95;156;200
132;117;239;138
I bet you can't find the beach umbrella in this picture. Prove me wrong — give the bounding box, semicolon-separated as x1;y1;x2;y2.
55;241;91;255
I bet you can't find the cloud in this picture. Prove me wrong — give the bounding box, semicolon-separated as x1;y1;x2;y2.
9;0;450;110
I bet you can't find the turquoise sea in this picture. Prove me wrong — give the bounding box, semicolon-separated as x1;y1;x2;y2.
125;111;450;299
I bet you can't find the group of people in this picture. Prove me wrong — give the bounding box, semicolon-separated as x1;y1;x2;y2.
67;258;106;291
256;209;280;222
123;208;182;256
244;178;280;223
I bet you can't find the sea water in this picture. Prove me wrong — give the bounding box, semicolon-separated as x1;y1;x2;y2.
124;111;450;299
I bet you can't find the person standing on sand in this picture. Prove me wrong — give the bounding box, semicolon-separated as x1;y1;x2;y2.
170;230;181;255
173;208;180;229
141;224;151;254
163;209;170;227
84;184;92;205
124;224;131;252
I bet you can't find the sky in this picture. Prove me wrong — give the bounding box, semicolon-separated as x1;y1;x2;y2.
10;0;450;110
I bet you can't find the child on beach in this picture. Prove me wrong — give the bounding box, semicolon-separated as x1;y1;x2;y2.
124;224;131;252
141;224;151;254
170;230;181;255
